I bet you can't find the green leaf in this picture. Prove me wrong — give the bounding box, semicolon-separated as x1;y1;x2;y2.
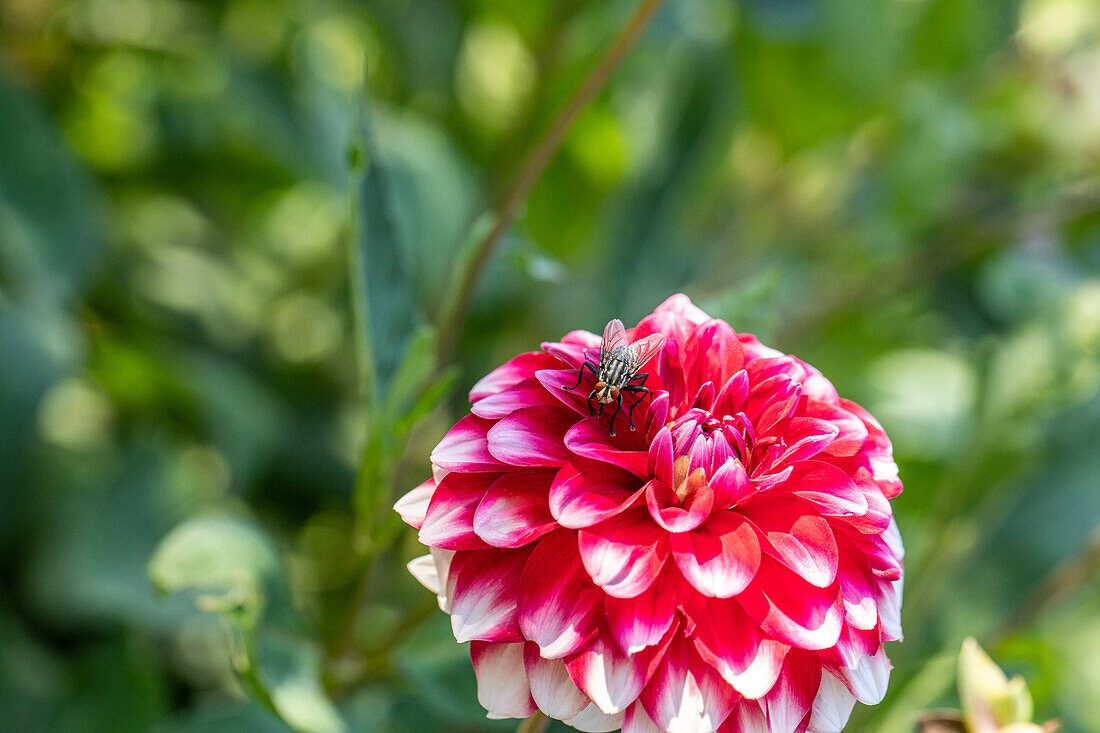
0;73;104;306
352;106;425;396
149;516;280;625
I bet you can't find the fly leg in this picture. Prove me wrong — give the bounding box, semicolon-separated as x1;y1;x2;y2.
623;373;650;431
563;361;598;391
587;390;598;416
607;393;625;436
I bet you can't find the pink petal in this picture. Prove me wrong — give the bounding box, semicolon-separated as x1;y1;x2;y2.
742;497;838;588
739;557;843;651
837;398;901;498
670;511;761;598
393;477;435;529
470;351;559;402
648;427;675;488
786;461;869;518
579;508;669;599
419;473;498;550
762;649;821;733
604;569;679;654
487;405;576;466
565;417;650;477
640;635;735;733
473;469;558;548
691;597;787;699
645;479;714;534
807;671;856;733
713;370;750;418
541;329;601;369
802;400;868;457
519;531;603;658
709;458;751;510
535;368;604;417
565;632;651;714
683;319;745;396
523;643;589;720
550;459;645;529
431;415;504;472
834;535;879;630
450;548;528;643
776;417;841;465
471;377;555;419
470;641;537;719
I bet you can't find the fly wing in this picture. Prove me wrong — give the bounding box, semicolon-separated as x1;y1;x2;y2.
628;333;666;370
601;318;627;360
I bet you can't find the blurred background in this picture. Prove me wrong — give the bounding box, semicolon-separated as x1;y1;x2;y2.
2;0;1100;731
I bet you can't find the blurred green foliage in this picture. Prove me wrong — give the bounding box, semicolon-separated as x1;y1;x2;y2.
2;0;1100;731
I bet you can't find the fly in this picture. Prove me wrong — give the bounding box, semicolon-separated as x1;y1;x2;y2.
562;318;666;436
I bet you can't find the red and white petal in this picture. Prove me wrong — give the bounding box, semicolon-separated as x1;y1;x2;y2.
807;671;856;733
720;698;769;733
566;704;626;732
877;577;903;641
487;405;576;466
394;478;435;529
450;548;528;643
838;646;890;704
473;469;557;548
565;633;651;715
604;568;679;655
419;473;498;550
742;498;838;588
623;702;665;733
523;644;590;721
579;509;670;599
646;479;713;534
565;418;651;477
691;598;786;700
834;536;878;630
550;460;645;529
471;352;558;402
519;532;603;658
430;415;504;472
640;636;735;733
670;512;761;599
740;557;843;651
762;649;821;733
470;641;537;719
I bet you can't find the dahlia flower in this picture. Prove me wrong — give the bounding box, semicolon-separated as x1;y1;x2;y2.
395;295;904;733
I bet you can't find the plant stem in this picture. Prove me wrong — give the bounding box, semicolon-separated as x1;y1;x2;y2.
436;0;667;361
514;711;550;733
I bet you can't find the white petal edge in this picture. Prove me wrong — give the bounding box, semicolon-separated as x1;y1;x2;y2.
877;577;904;641
525;653;589;721
433;548;455;612
841;647;891;704
567;703;626;732
406;555;440;594
394;482;435;528
807;672;856;733
473;642;536;719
